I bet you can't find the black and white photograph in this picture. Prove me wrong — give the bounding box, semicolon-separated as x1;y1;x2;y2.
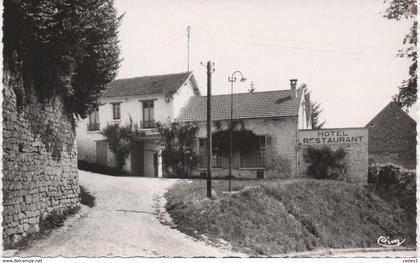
1;0;417;260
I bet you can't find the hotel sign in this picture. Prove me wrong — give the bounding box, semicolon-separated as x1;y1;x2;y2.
298;128;368;145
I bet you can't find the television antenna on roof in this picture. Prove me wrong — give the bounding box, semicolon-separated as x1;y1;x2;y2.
187;26;191;72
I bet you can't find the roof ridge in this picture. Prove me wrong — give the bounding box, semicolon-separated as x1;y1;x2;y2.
195;88;302;98
112;71;192;82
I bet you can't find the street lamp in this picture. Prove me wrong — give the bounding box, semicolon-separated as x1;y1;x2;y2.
227;71;246;192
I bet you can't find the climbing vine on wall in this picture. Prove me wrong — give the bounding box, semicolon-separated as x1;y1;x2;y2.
101;120;144;170
155;121;198;177
212;120;260;155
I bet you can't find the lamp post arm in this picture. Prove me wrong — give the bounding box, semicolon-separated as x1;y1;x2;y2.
229;71;245;82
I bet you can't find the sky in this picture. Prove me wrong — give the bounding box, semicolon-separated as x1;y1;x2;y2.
113;0;416;128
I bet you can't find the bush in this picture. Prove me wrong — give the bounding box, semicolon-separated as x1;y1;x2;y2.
102;120;145;170
368;163;415;185
5;206;80;250
156;121;198;177
303;146;347;180
78;160;129;176
79;185;96;208
368;163;416;217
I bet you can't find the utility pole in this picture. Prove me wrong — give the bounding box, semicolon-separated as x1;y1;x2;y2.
206;61;214;198
187;26;191;72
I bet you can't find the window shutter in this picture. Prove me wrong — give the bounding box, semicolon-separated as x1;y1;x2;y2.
265;135;273;167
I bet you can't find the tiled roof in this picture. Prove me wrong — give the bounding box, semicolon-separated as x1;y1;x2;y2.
178;88;303;121
102;72;193;98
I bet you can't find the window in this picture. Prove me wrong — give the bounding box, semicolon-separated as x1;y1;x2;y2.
112;103;121;120
142;100;154;128
88;108;99;131
198;138;222;168
240;136;266;168
256;170;265;179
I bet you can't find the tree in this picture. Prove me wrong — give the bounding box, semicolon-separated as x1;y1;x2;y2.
155;121;199;177
3;0;123;119
384;0;417;110
311;101;326;129
300;84;325;129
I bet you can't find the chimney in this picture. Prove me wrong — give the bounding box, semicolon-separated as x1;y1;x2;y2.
290;79;298;98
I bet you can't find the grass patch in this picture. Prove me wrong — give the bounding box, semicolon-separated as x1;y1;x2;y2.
165;179;415;256
79;185;96;208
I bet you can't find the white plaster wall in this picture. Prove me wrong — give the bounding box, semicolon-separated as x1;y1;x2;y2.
76;94;170;167
100;94;172;128
76;76;197;176
75;117;104;163
172;78;196;120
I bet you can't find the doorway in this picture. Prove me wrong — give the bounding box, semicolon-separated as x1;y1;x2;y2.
131;141;144;176
96;141;108;167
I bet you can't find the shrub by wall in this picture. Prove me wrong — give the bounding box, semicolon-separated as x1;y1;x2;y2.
77;160;129;176
368;163;415;185
303;146;347;180
156;121;198;177
368;163;416;218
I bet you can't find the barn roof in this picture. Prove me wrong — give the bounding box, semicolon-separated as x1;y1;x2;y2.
366;101;416;127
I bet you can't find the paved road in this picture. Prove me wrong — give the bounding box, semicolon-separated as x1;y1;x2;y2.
16;170;242;257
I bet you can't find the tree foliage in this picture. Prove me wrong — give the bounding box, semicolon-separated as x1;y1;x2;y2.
155;122;199;177
3;0;123;119
311;101;326;130
383;0;417;110
212;121;260;155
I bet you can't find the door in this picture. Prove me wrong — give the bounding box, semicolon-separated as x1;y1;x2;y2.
153;152;158;177
131;141;144;176
96;141;108;167
143;150;156;177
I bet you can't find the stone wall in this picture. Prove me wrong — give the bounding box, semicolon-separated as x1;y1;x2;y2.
3;84;80;248
298;128;368;183
192;116;299;179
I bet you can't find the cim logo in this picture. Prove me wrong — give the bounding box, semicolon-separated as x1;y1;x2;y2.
377;236;406;248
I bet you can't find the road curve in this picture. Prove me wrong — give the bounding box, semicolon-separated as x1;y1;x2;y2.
16;170;243;257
